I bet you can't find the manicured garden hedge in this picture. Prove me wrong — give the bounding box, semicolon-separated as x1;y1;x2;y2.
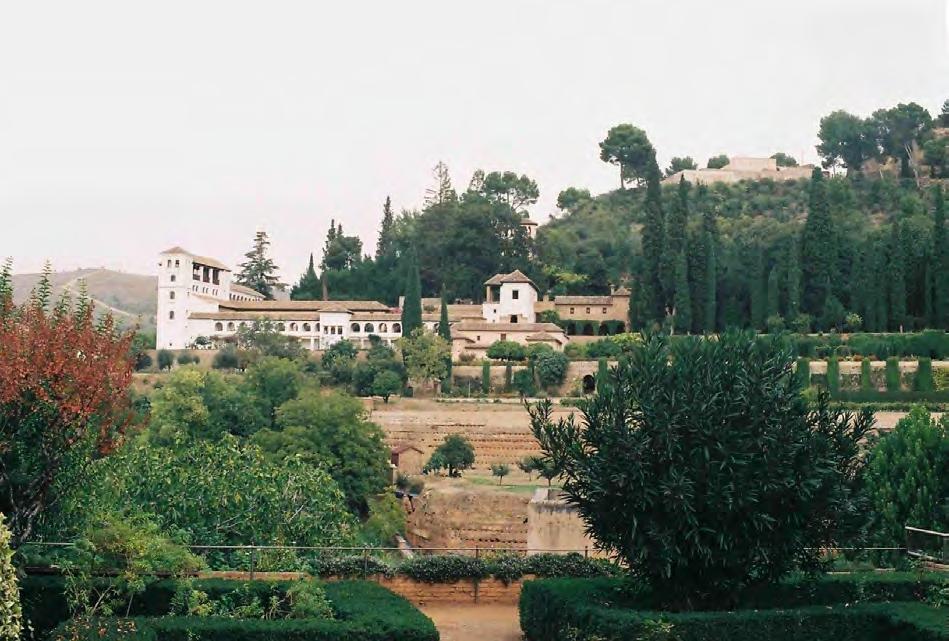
25;578;437;641
520;575;948;641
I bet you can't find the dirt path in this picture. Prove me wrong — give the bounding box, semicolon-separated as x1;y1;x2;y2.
421;604;521;641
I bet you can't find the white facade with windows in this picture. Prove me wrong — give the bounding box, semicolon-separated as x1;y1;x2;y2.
156;247;395;350
156;247;568;356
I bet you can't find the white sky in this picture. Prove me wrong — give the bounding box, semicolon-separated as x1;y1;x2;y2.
2;0;948;278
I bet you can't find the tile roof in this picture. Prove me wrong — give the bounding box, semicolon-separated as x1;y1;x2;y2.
160;247;232;271
526;332;564;342
452;321;565;334
219;300;390;312
554;295;614;305
483;269;537;290
231;283;265;298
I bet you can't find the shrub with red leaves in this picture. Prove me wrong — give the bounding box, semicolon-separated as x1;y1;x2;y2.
0;261;134;546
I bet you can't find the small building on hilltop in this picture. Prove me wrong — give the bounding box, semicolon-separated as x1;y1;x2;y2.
664;156;814;186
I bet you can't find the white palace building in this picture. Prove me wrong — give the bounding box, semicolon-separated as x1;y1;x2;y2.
156;246;574;357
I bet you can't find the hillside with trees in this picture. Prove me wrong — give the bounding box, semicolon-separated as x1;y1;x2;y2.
286;98;949;334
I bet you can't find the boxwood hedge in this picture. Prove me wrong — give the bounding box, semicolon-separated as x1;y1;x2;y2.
28;579;437;641
520;575;948;641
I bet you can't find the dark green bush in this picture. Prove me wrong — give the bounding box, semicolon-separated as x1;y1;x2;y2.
50;618;157;641
309;555;394;578
397;555;487;583
886;357;902;391
520;576;949;641
826;356;840;395
28;580;437;641
796;357;810;388
212;347;242;370
512;369;537;397
916;357;934;392
860;358;873;391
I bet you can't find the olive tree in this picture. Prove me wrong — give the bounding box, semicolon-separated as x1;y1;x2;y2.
529;331;873;610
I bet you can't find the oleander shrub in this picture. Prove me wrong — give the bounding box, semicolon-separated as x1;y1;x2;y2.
50;618;156;641
529;331;873;609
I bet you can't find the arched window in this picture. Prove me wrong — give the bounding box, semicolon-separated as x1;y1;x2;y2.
364;323;374;333
169;291;175;300
277;323;286;332
351;323;361;333
379;323;388;333
214;322;223;332
303;323;311;332
239;322;246;329
393;323;402;334
227;322;235;331
169;311;175;320
170;275;176;282
315;323;320;332
433;322;439;333
289;323;298;332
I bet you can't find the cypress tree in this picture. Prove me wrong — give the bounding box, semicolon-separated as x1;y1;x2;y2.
640;157;666;322
376;196;396;260
439;293;452;394
932;185;948;328
786;237;802;320
888;223;907;332
481;360;491;395
766;266;780;321
749;245;766;330
672;251;691;333
703;231;717;333
291;253;321;300
800;168;835;317
860;358;873;391
826;356;840;396
662;177;689;309
401;245;423;335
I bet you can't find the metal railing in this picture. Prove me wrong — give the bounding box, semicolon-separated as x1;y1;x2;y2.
905;525;949;564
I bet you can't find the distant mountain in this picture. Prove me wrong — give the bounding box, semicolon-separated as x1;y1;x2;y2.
12;269;157;332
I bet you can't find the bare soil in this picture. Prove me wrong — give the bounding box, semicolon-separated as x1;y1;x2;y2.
421;604;521;641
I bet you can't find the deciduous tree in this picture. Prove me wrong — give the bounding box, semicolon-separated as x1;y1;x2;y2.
0;263;134;546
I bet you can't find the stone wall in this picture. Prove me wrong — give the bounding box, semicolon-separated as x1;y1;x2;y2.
405;484;531;550
527;489;600;556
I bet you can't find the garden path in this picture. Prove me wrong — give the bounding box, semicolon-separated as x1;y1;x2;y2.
421;604;521;641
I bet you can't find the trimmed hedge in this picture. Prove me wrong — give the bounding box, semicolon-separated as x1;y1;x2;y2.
24;579;437;641
520;576;949;641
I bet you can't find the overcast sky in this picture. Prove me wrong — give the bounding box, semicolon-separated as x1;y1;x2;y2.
2;0;948;278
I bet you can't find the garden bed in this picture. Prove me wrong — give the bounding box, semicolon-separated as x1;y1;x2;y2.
520;574;948;641
24;579;438;641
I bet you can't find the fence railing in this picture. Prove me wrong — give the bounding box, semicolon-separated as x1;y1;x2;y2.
905;525;949;563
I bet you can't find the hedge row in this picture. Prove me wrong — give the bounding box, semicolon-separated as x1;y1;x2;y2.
790;330;949;359
520;576;949;641
309;552;621;583
23;578;437;641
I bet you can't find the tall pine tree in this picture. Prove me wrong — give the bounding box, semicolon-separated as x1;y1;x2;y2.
800;168;835;318
932;184;947;328
291;253;321;300
401;245;423;335
236;230;279;300
640;156;666;323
